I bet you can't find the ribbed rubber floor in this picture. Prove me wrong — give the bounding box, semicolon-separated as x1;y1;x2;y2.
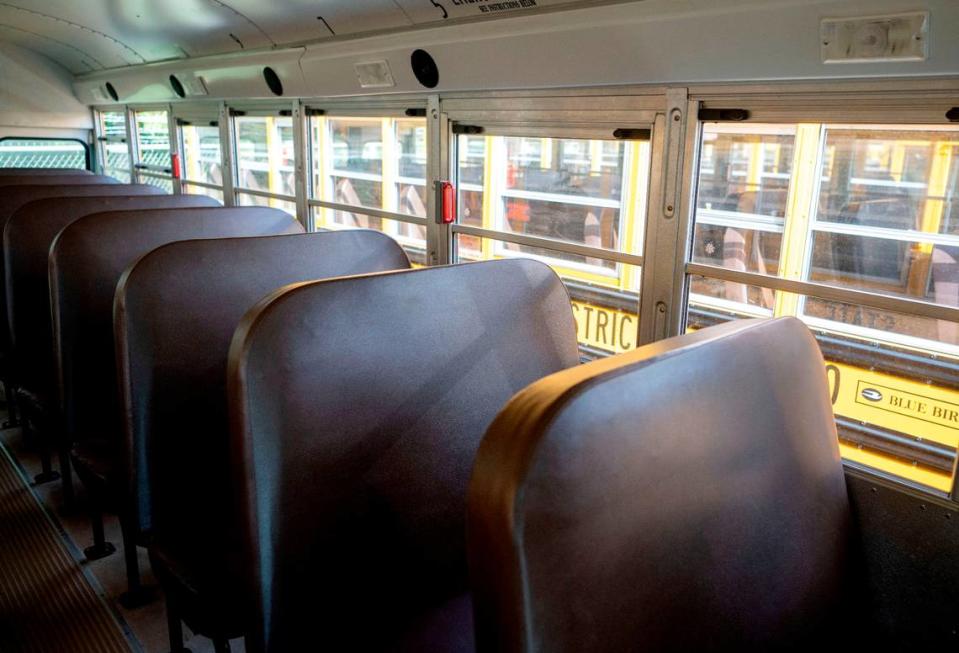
0;445;132;652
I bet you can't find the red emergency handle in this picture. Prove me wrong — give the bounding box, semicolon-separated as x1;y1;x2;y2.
170;152;181;179
441;181;456;224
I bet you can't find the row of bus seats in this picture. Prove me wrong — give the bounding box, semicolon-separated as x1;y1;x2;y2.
0;168;865;651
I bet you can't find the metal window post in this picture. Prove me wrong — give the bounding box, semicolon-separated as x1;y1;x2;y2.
291;100;311;229
218;101;236;207
426;95;451;266
639;89;697;344
125;105;138;184
167;104;182;194
92;109;105;174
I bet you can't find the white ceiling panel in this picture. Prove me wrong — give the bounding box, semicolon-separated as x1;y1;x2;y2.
0;0;627;75
0;4;144;69
394;0;599;23
0;0;273;69
0;23;99;73
223;0;413;44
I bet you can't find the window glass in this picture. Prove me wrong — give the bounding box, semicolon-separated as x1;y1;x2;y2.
457;134;487;241
99;111;130;182
100;110;126;140
237;191;295;217
397;120;426;179
697;126;794;219
453;133;649;357
310;116;427;257
135;110;170;168
803;127;959;352
181;124;222;186
182;184;223;203
0;139;86;169
816;128;959;236
235;116;295;198
140;175;173;193
330;118;382;176
686;122;959;494
483;136;632;267
395;119;427;226
692;125;794;278
688;273;776;314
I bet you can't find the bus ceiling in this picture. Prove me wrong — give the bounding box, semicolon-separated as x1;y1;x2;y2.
0;1;957;105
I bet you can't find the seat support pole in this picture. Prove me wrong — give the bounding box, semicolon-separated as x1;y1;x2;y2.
83;501;115;560
165;594;192;653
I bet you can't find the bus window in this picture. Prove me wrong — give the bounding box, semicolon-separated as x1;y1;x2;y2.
234;115;295;214
134;110;173;192
689;275;775;317
690;125;794;311
686;121;959;494
394;119;428;246
309;115;427;261
0;138;87;169
180;123;224;202
456;134;487;255
98;110;131;182
803;127;959;351
452;133;649;358
457;234;641;356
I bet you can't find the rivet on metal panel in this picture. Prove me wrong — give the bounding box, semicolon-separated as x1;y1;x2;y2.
654;301;668;341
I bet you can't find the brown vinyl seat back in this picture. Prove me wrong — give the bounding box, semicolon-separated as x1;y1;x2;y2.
468;317;853;653
0;182;154;228
4;194;221;403
228;259;580;652
0;183;161;358
49;207;303;461
0;168;92;175
116;230;411;546
0;173;116;189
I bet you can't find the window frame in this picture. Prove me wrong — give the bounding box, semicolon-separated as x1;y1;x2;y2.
441;92;661;359
799;124;959;354
130;106;175;192
306;107;431;259
176;120;225;201
0;136;91;171
230;111;298;214
451;130;650;285
94;107;134;182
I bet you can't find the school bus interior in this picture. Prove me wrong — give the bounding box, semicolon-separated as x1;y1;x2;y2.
0;0;958;651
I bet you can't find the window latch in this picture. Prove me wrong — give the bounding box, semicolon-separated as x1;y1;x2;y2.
697;108;750;122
